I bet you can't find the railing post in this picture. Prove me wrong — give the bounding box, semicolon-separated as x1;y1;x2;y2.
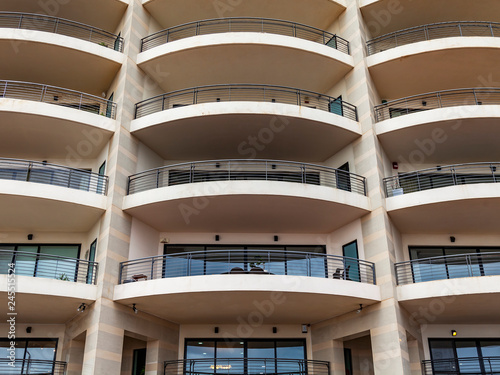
18;14;23;29
228;160;231;180
451;166;457;185
492;163;497;183
26;162;32;182
2;81;7;97
151;258;155;280
79;93;83;111
190;163;194;183
67;169;72;187
118;263;123;284
307;254;311;277
156;169;160;188
458;22;463;36
54;18;59;33
40;85;46;102
473;88;478;105
89;28;93;43
187;253;192;276
466;254;473;277
490;22;495;37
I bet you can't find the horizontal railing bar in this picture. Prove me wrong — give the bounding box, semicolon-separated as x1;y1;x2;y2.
135;83;357;121
367;20;500;55
373;87;500;122
0;11;124;51
0;157;109;195
383;162;500;197
0;79;117;119
141;17;348;53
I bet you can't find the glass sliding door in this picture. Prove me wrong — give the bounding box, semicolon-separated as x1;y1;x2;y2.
343;241;360;282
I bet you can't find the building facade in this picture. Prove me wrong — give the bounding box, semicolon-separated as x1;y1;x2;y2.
0;0;499;374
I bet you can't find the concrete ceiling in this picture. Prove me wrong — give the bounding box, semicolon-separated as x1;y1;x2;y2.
114;275;380;324
368;40;500;100
0;0;128;32
131;104;361;162
123;183;370;233
0;32;123;96
143;0;345;30
376;107;500;164
138;36;353;93
0;101;114;159
361;0;500;38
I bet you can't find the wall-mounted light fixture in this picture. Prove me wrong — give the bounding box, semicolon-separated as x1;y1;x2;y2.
215;235;220;241
214;327;219;334
301;324;308;333
274;235;279;242
77;303;86;312
27;234;33;241
132;304;138;314
26;327;32;333
450;236;456;243
356;304;363;314
272;327;277;334
451;330;457;337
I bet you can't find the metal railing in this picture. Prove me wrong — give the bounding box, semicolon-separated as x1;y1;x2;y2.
373;88;500;122
367;21;500;55
0;158;109;195
395;252;500;285
0;358;67;375
164;358;330;375
383;162;500;198
127;159;367;196
422;356;500;375
135;84;358;120
119;249;376;285
0;11;124;51
0;249;98;284
0;80;117;119
141;17;349;54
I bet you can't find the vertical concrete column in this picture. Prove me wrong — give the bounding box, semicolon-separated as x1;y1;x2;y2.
146;340;162;375
331;339;346;375
81;310;125;374
408;337;423;375
65;339;85;375
370;322;410;375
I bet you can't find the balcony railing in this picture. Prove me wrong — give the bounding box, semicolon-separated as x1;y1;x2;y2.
0;12;124;51
395;252;500;285
127;159;367;196
367;21;500;55
0;80;117;119
0;249;98;284
0;158;109;195
373;88;500;122
422;356;500;375
383;162;500;198
0;359;67;375
119;249;376;285
134;84;358;121
141;17;349;54
164;358;330;375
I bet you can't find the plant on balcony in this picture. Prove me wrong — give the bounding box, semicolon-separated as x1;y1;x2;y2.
249;256;265;270
58;273;70;281
98;42;108;48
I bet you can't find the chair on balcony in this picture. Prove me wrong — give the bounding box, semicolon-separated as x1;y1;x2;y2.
332;265;351;280
229;267;245;274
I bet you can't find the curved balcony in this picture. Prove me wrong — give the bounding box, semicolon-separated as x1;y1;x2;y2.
137;20;353;93
123;159;369;233
0;12;124;95
395;253;500;323
360;0;500;37
0;359;67;374
366;23;500;98
367;21;500;55
164;359;330;375
0;0;128;32
374;88;500;163
0;249;98;323
132;84;359;160
0;158;107;231
114;249;379;323
0;80;116;158
384;163;500;233
142;18;349;53
143;0;346;30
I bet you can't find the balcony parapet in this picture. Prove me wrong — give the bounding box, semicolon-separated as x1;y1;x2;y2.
164;359;330;375
0;158;109;195
374;88;500;122
135;84;357;121
384;162;500;198
0;249;98;284
395;252;500;285
127;159;366;196
0;359;67;374
119;249;376;285
0;80;117;119
421;357;500;375
367;21;500;55
0;12;124;51
142;17;349;54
